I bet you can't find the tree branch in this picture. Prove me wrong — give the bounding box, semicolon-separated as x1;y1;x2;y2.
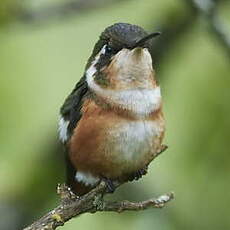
100;193;174;212
23;182;174;230
23;146;174;230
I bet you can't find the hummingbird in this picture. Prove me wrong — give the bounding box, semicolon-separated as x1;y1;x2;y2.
59;23;165;196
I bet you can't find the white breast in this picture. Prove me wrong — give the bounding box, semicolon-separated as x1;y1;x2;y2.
74;120;164;186
108;120;163;161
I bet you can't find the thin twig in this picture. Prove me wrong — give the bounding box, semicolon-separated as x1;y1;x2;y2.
101;193;174;212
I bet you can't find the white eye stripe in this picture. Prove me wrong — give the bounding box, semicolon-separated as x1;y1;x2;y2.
100;45;107;55
86;45;108;78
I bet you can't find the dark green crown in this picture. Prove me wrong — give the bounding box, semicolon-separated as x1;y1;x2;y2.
85;23;150;69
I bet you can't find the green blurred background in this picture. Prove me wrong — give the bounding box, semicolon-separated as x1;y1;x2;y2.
0;0;230;229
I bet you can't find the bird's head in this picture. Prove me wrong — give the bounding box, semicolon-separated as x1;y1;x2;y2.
85;23;160;90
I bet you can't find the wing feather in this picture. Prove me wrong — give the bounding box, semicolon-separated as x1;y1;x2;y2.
59;75;88;190
60;75;88;139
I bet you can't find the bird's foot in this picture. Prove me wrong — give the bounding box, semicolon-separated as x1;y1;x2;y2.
101;177;116;193
128;166;148;182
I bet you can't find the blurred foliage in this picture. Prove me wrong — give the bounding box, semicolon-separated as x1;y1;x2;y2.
0;0;230;229
0;0;16;24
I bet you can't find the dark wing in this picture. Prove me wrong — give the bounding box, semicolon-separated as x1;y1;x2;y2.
59;75;88;188
60;75;88;137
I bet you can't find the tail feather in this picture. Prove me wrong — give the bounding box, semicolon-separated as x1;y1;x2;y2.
69;180;93;196
65;153;94;196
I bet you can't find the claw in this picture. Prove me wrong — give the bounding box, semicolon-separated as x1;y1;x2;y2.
102;178;116;193
128;166;148;182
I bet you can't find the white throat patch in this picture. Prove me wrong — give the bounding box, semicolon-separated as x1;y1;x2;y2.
86;46;162;117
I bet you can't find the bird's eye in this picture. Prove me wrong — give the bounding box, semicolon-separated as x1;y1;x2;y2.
104;45;113;54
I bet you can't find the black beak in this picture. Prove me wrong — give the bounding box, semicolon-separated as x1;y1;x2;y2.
134;32;161;48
